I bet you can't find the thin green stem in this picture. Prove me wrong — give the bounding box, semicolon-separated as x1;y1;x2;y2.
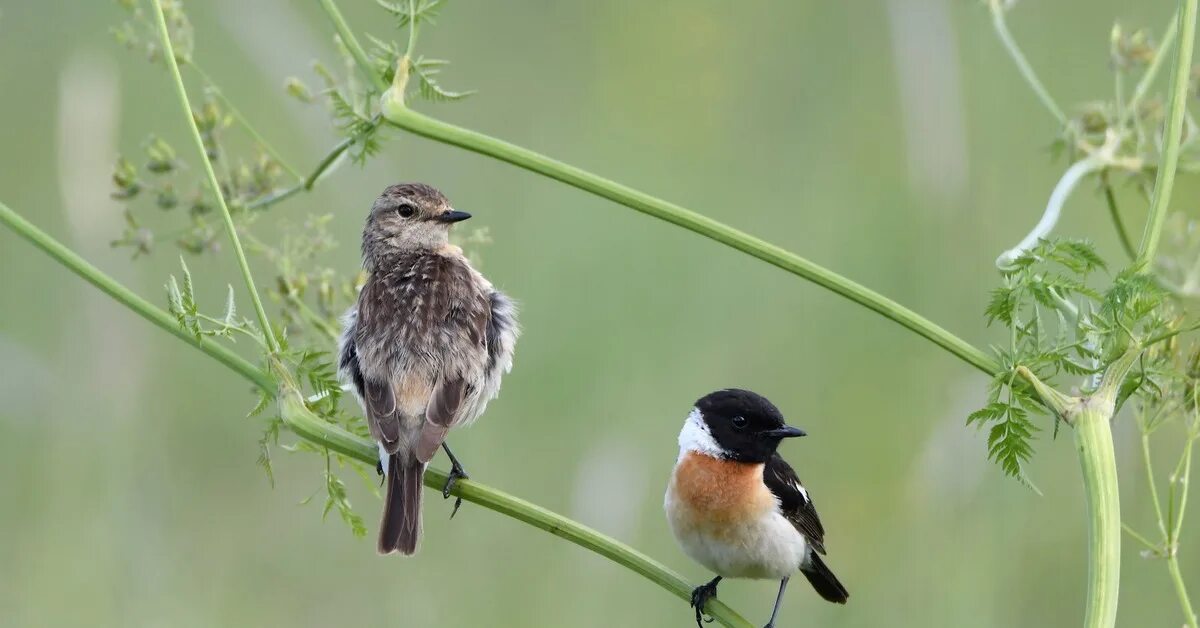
987;0;1068;127
285;292;340;342
194;313;270;347
380;107;999;376
244;184;304;212
1100;171;1136;261
404;0;419;58
1168;556;1199;628
1120;522;1161;553
189;62;304;181
1137;0;1198;270
1166;435;1198;628
1122;9;1181;129
244;133;361;212
1143;433;1170;538
1171;440;1193;545
0;201;273;391
0;199;753;628
151;0;279;354
317;0;387;92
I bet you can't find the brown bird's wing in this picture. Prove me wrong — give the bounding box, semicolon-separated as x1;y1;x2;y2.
764;452;827;554
414;288;490;463
345;278;407;453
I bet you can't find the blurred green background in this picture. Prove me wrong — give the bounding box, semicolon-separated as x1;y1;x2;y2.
1;0;1197;626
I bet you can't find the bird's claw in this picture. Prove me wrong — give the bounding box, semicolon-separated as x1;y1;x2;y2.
690;578;721;628
442;461;468;519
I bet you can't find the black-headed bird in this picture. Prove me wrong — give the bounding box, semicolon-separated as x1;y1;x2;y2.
665;389;848;627
339;183;519;555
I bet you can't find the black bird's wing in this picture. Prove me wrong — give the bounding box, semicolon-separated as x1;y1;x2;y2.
764;452;826;554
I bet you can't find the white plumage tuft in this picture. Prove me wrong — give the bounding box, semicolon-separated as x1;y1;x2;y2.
677;407;725;460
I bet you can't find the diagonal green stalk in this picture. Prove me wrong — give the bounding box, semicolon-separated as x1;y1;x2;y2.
151;0;280;354
0;201;273;391
0;199;753;628
275;391;752;627
1138;0;1198;270
319;0;998;377
244;132;363;211
381;107;1000;376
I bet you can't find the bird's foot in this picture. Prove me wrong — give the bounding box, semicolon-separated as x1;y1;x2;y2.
375;460;384;486
690;576;722;628
442;458;468;519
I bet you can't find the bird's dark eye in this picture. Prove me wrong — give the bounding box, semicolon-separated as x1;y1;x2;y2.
731;416;747;430
396;203;416;218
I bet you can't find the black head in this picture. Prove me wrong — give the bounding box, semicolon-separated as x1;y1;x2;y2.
362;183;472;262
692;389;805;463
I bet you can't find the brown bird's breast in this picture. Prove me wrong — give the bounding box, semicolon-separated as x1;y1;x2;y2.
668;451;776;538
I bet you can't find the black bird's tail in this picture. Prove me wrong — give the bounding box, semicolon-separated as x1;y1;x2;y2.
378;454;425;555
801;553;849;604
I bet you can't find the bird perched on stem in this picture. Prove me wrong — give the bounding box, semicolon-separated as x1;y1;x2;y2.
665;389;848;628
338;182;518;555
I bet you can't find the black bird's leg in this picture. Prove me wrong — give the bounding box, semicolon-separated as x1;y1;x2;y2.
763;577;790;628
690;576;722;627
441;442;469;518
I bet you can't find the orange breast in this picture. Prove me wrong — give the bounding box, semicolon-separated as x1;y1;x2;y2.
670;452;775;532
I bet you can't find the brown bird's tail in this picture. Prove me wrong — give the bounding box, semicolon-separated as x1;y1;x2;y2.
801;553;849;604
378;454;425;555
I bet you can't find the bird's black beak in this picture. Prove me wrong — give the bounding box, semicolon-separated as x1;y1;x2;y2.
763;425;807;439
436;209;472;223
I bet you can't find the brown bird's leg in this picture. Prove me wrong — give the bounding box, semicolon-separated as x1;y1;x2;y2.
441;442;468;518
690;576;722;627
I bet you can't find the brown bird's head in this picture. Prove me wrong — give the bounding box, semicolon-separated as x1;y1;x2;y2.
362;182;471;263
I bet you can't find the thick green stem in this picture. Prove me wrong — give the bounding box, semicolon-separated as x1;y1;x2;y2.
1;200;753;628
1137;0;1198;270
380;106;999;376
1073;403;1122;628
151;0;280;354
0;201;273;391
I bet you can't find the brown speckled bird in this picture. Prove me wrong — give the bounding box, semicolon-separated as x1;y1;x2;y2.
338;183;518;555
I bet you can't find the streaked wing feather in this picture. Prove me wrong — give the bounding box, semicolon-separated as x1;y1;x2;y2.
364;378;400;444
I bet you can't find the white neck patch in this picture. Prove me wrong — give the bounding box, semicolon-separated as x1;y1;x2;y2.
677;408;724;460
